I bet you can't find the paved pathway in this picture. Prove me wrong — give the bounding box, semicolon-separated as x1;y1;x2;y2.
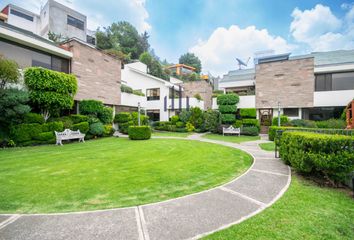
0;134;291;240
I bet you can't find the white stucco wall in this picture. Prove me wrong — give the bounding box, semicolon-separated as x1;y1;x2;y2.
314;90;354;107
7;6;39;34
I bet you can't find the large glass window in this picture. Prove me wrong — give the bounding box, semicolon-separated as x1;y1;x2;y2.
147;110;160;121
0;39;69;73
332;72;354;91
10;9;33;21
146;88;160;101
67;15;84;30
302;107;344;121
315;72;354;91
283;108;298;117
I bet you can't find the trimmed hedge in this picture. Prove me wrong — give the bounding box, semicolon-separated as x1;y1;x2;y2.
221;114;236;124
279;131;354;183
316;119;346;129
79;100;104;116
114;112;132;123
216;94;239;105
268;126;295;141
98;107;113;124
72;122;89;134
219;105;237;114
242;118;260;128
240;108;257;118
70;114;88;124
10;123;42;143
272;115;290;126
241;126;259;136
42;121;64;132
34;132;54;141
23;113;44;124
291;119;317;128
128;126;151;140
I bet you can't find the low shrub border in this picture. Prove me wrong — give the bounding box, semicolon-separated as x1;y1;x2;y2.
279;131;354;183
128;126;151;140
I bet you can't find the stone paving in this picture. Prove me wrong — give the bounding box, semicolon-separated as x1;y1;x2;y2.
0;133;291;240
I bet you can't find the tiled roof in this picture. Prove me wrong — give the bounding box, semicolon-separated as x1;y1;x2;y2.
220;68;255;82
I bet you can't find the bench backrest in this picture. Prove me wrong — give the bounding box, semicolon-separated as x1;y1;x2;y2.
223;126;240;133
55;129;82;137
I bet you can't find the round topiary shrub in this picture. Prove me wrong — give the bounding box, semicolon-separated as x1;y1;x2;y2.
89;122;104;136
70;114;89;124
216;93;239;105
98;107;113;124
128;126;151;140
72;122;89;134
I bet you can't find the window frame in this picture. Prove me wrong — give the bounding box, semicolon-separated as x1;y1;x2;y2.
146;88;160;101
10;9;34;22
67;15;84;30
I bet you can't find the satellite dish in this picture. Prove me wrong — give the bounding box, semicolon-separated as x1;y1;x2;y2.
236;57;250;70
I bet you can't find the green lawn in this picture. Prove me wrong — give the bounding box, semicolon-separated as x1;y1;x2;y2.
259;142;275;151
202;133;260;143
204;175;354;240
152;131;192;138
0;137;252;213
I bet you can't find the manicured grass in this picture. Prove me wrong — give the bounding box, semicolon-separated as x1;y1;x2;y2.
204;175;354;240
202;133;260;143
0;137;252;213
259;142;275;151
152;131;192;138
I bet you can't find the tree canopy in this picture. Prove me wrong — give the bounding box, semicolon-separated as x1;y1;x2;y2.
96;21;150;61
0;56;20;89
179;53;202;74
139;52;169;80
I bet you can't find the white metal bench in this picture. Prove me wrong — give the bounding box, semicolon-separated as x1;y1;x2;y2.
55;129;85;145
223;125;240;136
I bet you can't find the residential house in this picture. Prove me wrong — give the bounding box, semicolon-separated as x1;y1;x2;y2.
166;63;196;76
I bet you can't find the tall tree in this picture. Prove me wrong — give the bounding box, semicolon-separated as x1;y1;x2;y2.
0;56;20;89
96;21;147;60
140;31;150;52
139;52;168;80
179;53;202;74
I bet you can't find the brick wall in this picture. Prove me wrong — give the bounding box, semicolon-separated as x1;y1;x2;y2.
63;40;121;106
255;57;314;108
181;80;213;109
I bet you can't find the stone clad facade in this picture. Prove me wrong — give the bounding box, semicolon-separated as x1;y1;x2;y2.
181;81;213;109
255;57;314;109
62;39;121;106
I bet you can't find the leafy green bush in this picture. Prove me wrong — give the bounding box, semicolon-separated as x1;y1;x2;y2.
204;109;220;133
279;131;354;183
70;114;89;124
89;122;104;136
171;115;179;124
189;107;204;128
233;120;243;128
132;90;145;96
240;108;257;118
185;122;195;132
114;112;132;123
121;84;133;93
72;122;89;134
176;121;185;128
242;118;260;128
34;132;54;141
218;105;237;114
79;100;104;116
55;116;73;129
23;113;44;124
10;123;42;143
216;94;239;105
128;126;151;140
291;119;317;128
268;126;294;141
42;121;64;132
241;126;259;136
272;115;290;126
179;110;191;123
103;124;114;137
98;107;113;124
194;93;202;101
24;67;77;120
118;122;131;134
315;119;346;129
131;112;149;125
221;114;236;124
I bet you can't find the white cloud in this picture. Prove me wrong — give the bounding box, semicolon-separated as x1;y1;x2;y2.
290;4;354;51
189;25;294;76
2;0;151;32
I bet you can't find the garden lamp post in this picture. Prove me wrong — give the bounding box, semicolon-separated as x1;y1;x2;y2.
277;101;281;127
138;102;141;126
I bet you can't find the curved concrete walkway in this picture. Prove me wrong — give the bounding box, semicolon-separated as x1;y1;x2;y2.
0;134;291;240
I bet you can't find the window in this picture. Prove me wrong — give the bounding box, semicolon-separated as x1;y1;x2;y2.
147;110;160;121
67;15;84;30
302;107;345;121
283;108;298;117
10;9;33;21
315;74;332;91
146;88;160;101
32;52;51;69
315;72;354;91
52;56;69;73
169;87;181;99
86;35;96;45
332;72;354;91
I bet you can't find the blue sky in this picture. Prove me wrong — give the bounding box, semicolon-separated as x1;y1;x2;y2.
1;0;353;75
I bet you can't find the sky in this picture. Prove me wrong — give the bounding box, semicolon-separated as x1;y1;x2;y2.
1;0;354;76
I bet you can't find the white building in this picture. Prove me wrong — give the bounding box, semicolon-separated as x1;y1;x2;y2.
1;0;95;45
121;62;204;121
